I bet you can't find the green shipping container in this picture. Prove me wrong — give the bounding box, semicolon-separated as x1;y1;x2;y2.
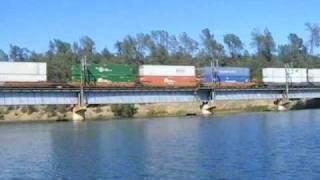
71;64;136;83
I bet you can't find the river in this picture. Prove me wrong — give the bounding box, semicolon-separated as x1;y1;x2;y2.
1;110;320;179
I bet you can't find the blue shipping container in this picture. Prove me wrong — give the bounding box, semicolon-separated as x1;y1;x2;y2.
200;67;250;83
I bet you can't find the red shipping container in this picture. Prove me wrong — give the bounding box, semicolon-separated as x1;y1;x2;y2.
139;65;197;87
139;76;197;87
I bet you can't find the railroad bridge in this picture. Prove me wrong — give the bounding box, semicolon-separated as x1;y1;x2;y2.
0;87;320;120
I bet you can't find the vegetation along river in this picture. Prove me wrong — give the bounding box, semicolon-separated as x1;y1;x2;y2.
1;110;320;179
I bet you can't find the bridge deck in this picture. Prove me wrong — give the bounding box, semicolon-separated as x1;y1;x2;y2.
0;87;319;105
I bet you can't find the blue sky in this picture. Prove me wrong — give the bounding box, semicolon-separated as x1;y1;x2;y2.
0;0;319;53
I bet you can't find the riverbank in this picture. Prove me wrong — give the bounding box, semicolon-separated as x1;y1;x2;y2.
0;100;281;122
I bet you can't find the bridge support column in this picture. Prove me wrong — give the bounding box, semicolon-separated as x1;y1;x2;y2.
200;88;217;115
274;99;290;111
72;104;87;121
200;101;216;115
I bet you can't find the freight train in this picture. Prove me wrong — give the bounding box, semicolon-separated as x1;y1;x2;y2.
1;61;320;88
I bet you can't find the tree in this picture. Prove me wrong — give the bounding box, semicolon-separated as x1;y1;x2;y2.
46;39;76;82
111;104;137;118
135;33;150;59
279;33;307;66
168;35;180;54
79;36;95;55
305;23;320;55
9;45;30;61
223;33;243;58
115;35;141;62
150;30;170;49
0;49;8;61
179;32;199;56
144;30;171;64
72;42;80;54
49;40;72;54
251;28;275;61
200;28;224;59
101;47;112;59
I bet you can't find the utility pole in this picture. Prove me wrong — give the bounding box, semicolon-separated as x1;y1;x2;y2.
284;63;292;100
210;56;219;104
80;56;87;106
211;57;219;84
72;56;87;121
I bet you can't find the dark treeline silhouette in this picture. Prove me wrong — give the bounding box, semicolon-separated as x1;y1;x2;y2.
1;24;320;82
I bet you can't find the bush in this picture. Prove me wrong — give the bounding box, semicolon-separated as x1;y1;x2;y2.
95;107;103;113
21;106;28;114
7;106;14;111
0;108;5;120
28;106;39;114
110;104;137;118
20;106;39;115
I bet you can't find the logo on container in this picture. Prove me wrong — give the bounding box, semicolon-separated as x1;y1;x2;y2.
97;67;112;73
164;78;176;85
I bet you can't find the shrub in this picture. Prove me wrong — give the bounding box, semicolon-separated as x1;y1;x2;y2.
0;108;5;120
7;106;14;111
110;104;137;118
20;106;38;115
95;107;103;113
21;106;28;114
27;106;39;114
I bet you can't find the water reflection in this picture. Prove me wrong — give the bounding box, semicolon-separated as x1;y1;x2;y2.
1;111;320;179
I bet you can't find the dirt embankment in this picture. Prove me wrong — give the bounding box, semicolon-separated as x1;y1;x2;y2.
0;100;280;122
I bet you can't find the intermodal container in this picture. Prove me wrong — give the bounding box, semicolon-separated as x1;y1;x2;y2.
262;68;308;86
71;64;136;87
139;65;197;87
0;62;47;82
307;69;320;86
200;67;250;83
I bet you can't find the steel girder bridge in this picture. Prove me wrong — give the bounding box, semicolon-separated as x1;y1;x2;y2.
0;87;319;106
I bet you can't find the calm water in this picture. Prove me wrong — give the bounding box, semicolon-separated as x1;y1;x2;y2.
1;110;320;179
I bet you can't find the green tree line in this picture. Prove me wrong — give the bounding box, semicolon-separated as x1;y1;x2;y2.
1;23;320;82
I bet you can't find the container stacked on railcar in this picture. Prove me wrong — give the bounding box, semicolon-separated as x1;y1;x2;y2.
71;64;136;87
0;62;48;88
0;62;47;82
200;67;255;88
139;65;197;87
307;69;320;86
5;60;320;89
262;68;308;86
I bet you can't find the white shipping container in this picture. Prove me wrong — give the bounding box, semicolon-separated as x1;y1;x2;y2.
308;69;320;85
139;65;195;76
0;62;47;82
262;68;307;85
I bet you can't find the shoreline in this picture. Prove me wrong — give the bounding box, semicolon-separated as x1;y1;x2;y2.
0;99;318;123
0;100;275;123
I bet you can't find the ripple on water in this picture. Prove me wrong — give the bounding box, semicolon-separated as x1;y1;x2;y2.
1;110;320;179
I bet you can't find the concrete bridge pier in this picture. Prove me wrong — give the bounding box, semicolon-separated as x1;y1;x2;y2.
274;99;290;111
72;104;87;121
200;89;217;115
200;101;216;115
